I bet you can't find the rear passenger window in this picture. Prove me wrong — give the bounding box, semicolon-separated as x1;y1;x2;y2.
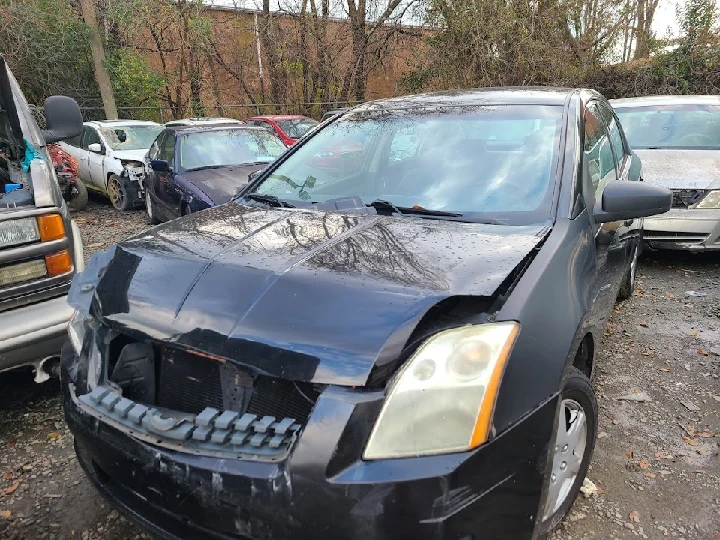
157;132;175;164
584;109;617;194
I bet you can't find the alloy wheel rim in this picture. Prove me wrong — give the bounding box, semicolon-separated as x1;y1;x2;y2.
108;178;123;206
542;398;588;520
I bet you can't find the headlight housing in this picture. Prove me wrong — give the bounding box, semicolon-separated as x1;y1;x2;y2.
695;190;720;209
363;321;519;460
0;217;40;248
68;310;89;354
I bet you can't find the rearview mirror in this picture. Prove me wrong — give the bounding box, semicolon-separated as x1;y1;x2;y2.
150;159;170;173
41;96;83;144
88;143;103;154
594;181;671;223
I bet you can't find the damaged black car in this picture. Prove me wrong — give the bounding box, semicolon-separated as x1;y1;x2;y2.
62;89;671;540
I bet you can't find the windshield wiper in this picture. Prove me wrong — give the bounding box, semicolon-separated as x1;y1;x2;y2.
367;200;462;217
243;193;295;208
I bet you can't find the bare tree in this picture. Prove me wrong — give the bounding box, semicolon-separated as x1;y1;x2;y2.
633;0;661;58
79;0;117;118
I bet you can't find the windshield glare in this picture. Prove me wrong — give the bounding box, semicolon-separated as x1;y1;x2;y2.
101;125;162;151
615;104;720;149
180;129;286;171
277;119;319;139
249;105;563;224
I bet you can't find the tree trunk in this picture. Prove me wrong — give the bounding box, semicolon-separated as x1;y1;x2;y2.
79;0;117;119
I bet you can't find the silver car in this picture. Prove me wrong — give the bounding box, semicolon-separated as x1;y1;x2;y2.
612;95;720;250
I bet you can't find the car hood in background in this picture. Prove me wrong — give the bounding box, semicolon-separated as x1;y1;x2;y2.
181;164;267;205
634;149;720;189
112;149;149;163
70;205;548;386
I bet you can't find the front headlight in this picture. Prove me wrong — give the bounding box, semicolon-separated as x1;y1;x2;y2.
364;322;520;460
695;190;720;209
0;217;40;248
68;310;89;354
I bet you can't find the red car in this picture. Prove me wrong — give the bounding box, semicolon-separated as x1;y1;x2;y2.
243;115;319;146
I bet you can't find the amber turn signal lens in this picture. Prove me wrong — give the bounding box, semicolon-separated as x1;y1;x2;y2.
45;250;73;277
37;214;65;242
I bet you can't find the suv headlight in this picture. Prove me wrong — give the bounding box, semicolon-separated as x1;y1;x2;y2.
695;190;720;209
0;217;40;248
363;322;519;460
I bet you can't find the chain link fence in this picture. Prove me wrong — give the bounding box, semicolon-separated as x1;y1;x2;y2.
31;101;363;127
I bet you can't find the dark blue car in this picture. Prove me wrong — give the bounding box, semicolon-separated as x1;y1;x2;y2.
143;125;286;223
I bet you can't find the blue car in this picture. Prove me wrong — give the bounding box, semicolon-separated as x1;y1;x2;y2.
143;124;286;223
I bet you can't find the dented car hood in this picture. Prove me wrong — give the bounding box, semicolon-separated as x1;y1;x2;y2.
634;148;720;189
70;204;548;386
181;164;265;205
112;149;149;163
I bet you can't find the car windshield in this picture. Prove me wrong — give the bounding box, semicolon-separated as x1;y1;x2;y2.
615;104;720;149
179;129;286;171
246;105;563;225
276;118;319;139
100;125;163;151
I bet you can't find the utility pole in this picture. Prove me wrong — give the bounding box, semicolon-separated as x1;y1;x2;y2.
79;0;118;119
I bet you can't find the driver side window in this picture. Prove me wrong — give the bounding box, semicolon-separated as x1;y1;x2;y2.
81;127;101;150
584;108;617;196
157;132;175;165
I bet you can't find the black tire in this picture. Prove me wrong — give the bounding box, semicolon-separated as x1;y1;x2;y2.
145;190;160;225
537;367;598;538
67;179;88;212
107;174;132;212
617;241;639;300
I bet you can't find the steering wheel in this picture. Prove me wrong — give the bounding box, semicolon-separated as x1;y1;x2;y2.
677;134;715;146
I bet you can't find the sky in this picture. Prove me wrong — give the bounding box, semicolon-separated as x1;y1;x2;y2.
654;0;682;38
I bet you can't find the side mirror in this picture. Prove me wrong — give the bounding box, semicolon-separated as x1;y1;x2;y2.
41;96;83;144
594;181;671;224
150;159;170;173
88;143;104;154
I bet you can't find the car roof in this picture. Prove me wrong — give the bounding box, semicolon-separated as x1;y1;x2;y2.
166;117;243;125
351;87;584;111
165;124;270;135
85;120;161;127
245;115;312;120
610;95;720;107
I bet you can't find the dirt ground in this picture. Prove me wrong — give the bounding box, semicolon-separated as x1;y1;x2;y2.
0;198;718;540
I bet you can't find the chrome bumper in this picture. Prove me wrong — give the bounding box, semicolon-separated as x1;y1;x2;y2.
643;208;720;251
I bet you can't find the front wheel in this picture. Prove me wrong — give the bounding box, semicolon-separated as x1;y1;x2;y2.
67;179;88;211
537;367;598;537
107;174;132;212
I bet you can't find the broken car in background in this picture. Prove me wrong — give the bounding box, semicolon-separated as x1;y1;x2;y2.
48;143;88;211
613;95;720;251
164;117;244;127
59;120;162;211
144;124;287;223
0;56;84;382
63;88;671;539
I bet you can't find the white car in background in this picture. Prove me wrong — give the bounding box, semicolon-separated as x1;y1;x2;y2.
612;95;720;251
164;117;243;127
59;120;163;211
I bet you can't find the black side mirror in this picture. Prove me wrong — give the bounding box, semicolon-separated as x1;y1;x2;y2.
594;181;671;223
150;159;170;173
42;96;82;144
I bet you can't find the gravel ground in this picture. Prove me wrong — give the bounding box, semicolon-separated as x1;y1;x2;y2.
0;198;718;539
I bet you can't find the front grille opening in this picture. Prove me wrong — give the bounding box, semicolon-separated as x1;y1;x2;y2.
107;338;323;426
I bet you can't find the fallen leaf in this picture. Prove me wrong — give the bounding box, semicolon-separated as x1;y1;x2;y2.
0;510;10;518
659;368;671;372
626;450;634;459
47;432;60;440
667;292;675;298
689;331;698;337
695;431;715;438
629;510;640;523
682;436;700;446
698;348;709;356
607;322;616;328
639;321;649;327
3;474;11;482
655;451;673;459
3;481;19;495
639;459;651;470
645;472;657;478
694;469;706;474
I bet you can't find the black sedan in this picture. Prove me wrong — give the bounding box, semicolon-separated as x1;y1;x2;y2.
62;88;671;540
143;124;286;223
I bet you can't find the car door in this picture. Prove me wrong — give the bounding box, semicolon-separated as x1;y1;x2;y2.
83;126;106;191
144;133;163;217
74;127;93;183
154;131;181;218
583;102;625;328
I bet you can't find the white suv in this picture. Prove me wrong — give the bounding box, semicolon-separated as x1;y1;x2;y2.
59;120;163;211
